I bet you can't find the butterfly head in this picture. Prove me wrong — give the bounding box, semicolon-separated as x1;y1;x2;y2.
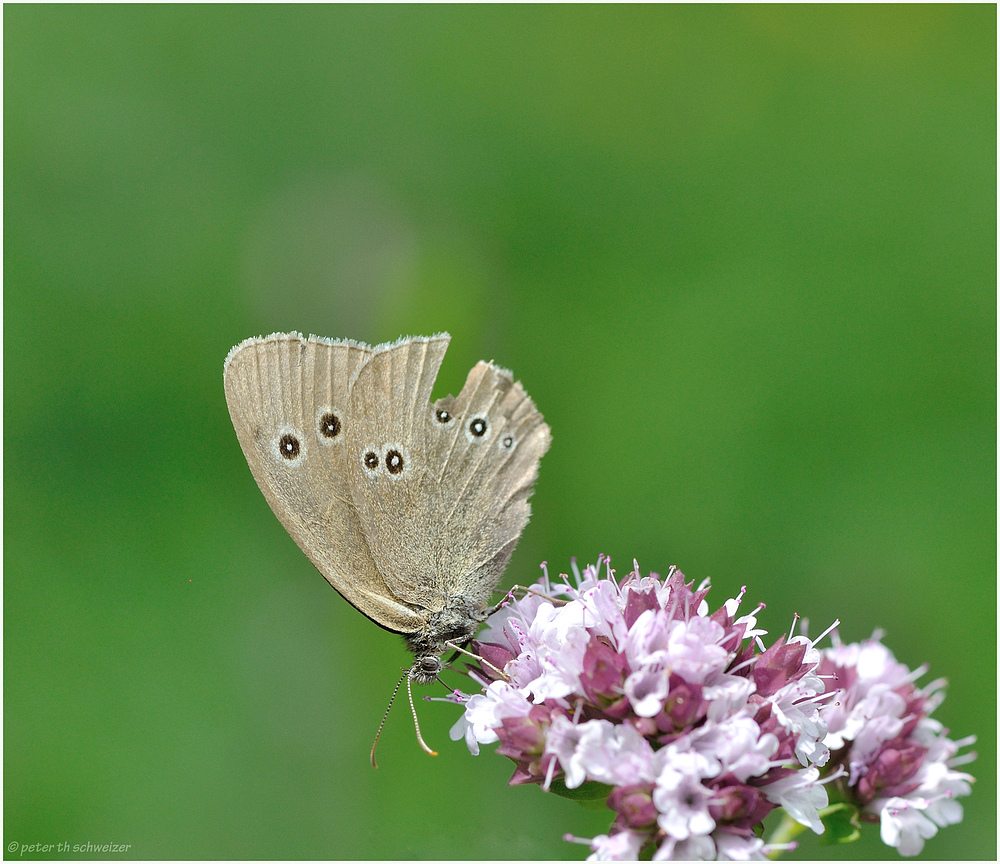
409;654;443;685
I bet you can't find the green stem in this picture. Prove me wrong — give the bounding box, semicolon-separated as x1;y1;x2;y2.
765;812;807;859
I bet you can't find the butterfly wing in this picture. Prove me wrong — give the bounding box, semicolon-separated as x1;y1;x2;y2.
431;361;551;611
223;332;429;634
341;334;452;613
342;336;550;620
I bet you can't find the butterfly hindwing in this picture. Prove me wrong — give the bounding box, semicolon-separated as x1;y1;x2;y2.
430;361;552;608
343;335;451;613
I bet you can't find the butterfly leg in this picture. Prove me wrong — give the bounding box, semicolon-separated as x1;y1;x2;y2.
487;585;570;617
443;640;509;682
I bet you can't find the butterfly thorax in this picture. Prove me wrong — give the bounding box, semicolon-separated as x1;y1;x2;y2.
404;599;488;684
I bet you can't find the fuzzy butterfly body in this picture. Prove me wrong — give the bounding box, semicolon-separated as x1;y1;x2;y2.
224;332;550;684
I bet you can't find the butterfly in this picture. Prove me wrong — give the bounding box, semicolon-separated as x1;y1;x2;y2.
224;332;550;760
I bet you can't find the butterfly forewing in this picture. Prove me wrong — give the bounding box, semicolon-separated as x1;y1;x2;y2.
224;333;428;634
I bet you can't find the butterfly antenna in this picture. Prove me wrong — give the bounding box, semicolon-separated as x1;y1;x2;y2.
370;671;406;769
406;674;438;758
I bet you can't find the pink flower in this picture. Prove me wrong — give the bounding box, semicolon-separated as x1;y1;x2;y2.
819;632;976;856
454;558;834;859
450;559;974;860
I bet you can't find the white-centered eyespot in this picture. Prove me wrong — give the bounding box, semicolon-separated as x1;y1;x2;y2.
465;415;491;443
273;426;305;465
381;443;410;479
361;447;380;477
316;407;342;443
360;443;411;478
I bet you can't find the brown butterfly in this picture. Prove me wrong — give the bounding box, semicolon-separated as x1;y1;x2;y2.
224;332;550;761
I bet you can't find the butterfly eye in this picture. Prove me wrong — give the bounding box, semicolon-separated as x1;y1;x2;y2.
318;411;341;439
363;450;379;472
278;433;301;460
501;435;514;450
466;416;490;442
435;408;452;424
418;656;441;674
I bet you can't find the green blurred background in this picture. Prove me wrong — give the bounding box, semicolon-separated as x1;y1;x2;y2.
5;6;995;860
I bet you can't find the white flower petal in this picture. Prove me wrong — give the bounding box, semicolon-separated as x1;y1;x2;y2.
879;797;938;856
587;830;646;861
760;767;827;834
